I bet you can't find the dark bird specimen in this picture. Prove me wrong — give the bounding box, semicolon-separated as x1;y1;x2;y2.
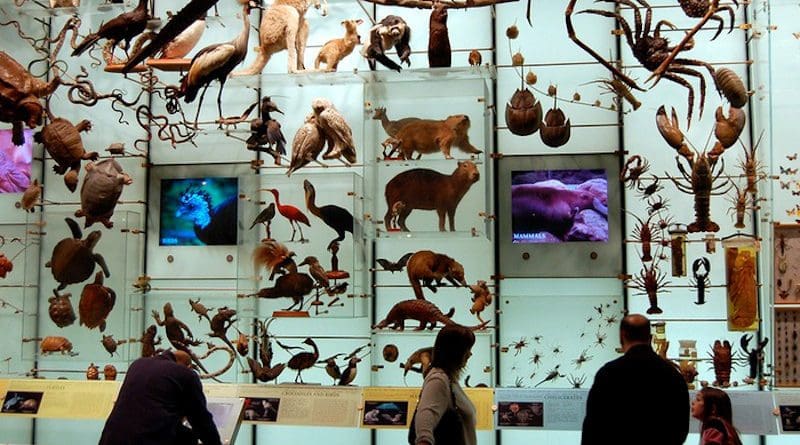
303;180;353;251
180;1;254;127
376;252;413;273
287;115;326;176
337;343;369;386
123;0;257;72
427;2;451;68
175;187;238;245
265;188;311;243
247;97;286;165
248;319;286;383
72;0;150;58
278;337;319;384
249;202;276;240
468;49;481;66
248;272;315;311
320;353;346;384
298;255;329;289
253;239;297;281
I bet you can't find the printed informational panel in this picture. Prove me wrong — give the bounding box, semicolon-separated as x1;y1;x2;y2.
0;379;118;419
775;392;800;434
495;388;589;431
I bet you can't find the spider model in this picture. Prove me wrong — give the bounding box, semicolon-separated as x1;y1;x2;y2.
566;0;716;125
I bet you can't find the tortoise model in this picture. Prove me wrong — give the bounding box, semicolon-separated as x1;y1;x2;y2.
46;217;110;291
76;159;133;228
34;117;97;192
48;289;76;328
0;51;61;146
79;271;116;332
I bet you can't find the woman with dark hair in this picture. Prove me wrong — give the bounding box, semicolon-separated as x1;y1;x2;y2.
691;387;743;445
411;325;477;445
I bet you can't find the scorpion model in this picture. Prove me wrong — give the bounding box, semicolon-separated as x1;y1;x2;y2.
657;105;731;232
567;0;719;125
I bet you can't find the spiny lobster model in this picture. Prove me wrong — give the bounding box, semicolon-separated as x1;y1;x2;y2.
374;299;489;331
277;337;319;383
248;318;286;383
657;105;731;232
263;188;310;243
303;180;353;251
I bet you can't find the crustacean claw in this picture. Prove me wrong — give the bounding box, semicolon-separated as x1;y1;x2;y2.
714;106;746;149
656;105;684;150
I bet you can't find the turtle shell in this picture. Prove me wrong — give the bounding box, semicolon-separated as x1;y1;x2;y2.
79;271;116;331
101;334;118;356
505;88;542;136
40;335;72;354
86;363;100;380
103;364;118;381
39;118;86;167
48;290;76;328
47;218;105;288
77;159;131;228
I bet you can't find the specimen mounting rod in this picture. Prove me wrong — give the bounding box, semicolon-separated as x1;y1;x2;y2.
359;0;518;9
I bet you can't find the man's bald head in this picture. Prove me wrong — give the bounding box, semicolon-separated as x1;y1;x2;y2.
620;314;651;351
173;350;192;368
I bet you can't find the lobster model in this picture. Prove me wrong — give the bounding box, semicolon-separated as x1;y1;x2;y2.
714;106;746;149
628;211;659;262
691;257;711;305
373;299;488;331
657;106;731;233
627;260;670;314
710;339;734;387
739;334;769;384
566;1;718;125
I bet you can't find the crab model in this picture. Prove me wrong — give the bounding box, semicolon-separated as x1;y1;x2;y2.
34;117;97;192
46;217;110;291
0;51;60;145
566;0;716;125
75;159;132;228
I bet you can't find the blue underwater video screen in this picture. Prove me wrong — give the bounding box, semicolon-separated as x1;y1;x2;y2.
159;177;239;246
511;169;609;243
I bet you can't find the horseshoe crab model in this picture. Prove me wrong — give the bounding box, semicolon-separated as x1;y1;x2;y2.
46;217;110;291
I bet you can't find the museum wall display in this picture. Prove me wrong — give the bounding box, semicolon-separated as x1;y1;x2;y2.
0;0;798;444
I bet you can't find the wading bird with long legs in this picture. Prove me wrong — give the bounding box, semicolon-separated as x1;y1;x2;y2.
262;188;310;243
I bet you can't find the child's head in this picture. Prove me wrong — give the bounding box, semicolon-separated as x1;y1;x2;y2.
691;387;734;422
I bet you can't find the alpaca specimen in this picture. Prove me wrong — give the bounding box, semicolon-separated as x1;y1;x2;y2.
303;179;353;251
72;0;150;58
175;187;238;245
265;188;310;242
180;1;254;125
234;0;328;75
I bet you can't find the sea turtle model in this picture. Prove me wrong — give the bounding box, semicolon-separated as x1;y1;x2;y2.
79;271;116;332
75;159;132;228
48;289;76;328
34;117;97;192
0;51;60;145
46;217;110;291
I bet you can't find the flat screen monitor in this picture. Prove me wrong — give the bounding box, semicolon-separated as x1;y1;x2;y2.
0;128;33;193
498;153;622;278
159;177;239;246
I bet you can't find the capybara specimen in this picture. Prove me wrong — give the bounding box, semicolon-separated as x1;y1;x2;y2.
386;114;482;160
384;160;480;232
406;250;467;299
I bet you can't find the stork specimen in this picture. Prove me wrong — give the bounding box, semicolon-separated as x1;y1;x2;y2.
303;179;353;251
179;1;255;127
72;0;150;58
262;188;310;243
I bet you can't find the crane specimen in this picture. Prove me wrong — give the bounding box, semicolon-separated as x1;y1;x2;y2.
72;0;150;59
303;179;353;251
179;1;256;127
249;202;276;240
277;337;319;383
262;188;311;243
247;97;287;165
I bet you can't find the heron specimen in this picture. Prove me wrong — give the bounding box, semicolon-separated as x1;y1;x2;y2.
303;179;353;251
179;1;256;127
263;188;310;243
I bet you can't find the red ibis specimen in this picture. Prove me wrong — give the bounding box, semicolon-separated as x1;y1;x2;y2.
264;188;310;243
179;1;255;127
246;97;286;165
303;179;353;251
72;0;150;58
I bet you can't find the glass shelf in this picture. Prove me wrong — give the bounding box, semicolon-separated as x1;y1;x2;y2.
375;229;487;240
11;1;127;19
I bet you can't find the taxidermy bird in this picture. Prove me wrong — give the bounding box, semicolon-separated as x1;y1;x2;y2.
251;272;315;311
72;0;150;58
427;2;451;68
246;97;286;165
303;179;354;251
376;252;414;273
123;0;258;72
249;202;276;239
175;187;238;245
468;49;481;66
180;1;254;126
158;13;207;59
287;115;326;177
312;98;357;164
298;255;329;289
265;188;310;243
278;337;320;384
320;353;346;384
252;239;297;281
248;318;286;382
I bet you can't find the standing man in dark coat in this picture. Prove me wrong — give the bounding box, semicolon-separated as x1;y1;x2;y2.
98;350;221;445
581;314;689;445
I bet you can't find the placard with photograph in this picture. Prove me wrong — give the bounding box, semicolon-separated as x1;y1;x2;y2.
1;391;43;414
362;400;409;427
